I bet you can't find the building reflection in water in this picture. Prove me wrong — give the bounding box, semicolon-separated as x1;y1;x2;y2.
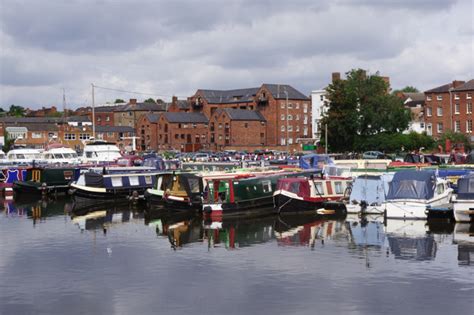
454;223;474;266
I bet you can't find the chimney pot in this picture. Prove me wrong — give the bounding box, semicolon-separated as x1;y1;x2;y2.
332;72;341;83
129;99;137;105
452;80;465;89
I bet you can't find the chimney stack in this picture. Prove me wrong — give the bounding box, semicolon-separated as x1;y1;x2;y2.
129;98;137;105
452;80;465;89
332;72;341;83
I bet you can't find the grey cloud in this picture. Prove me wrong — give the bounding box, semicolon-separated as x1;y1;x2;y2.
336;0;459;10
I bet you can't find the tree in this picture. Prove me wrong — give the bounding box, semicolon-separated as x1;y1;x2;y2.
114;99;125;104
144;98;156;103
392;86;419;95
7;105;25;117
321;69;411;152
437;131;471;151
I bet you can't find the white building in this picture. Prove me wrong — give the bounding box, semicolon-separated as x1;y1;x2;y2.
400;93;425;134
310;89;329;141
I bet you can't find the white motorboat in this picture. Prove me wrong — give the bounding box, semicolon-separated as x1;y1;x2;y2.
6;148;44;165
80;141;122;164
345;173;393;214
452;174;474;222
42;144;80;165
383;170;453;220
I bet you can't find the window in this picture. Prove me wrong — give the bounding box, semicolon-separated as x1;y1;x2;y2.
108;132;114;137
129;176;139;186
467;103;472;114
303;126;308;136
437;107;443;116
436;184;445;194
218;135;223;140
218;123;222;129
106;116;110;122
454;93;460;100
288;138;293;144
288;125;293;132
287;103;292;109
97;117;101;122
281;114;285;120
455;121;461;132
420;122;425;129
244;123;248;128
426;95;432;101
281;103;285;109
97;132;104;140
304;115;308;124
287;114;293;120
145;176;152;185
455;103;460;114
175;134;179;139
129;111;133;116
210;134;215;143
32;132;42;139
281;125;285;132
426;123;432;136
437;122;443;133
296;125;300;132
295;114;300;121
79;134;90;140
64;134;76;140
436;95;443;101
111;177;123;187
262;180;272;193
467;120;473;133
182;124;188;128
320;95;324;101
335;182;343;194
467;93;472;100
295;103;300;109
314;182;324;194
426;107;432;117
303;103;308;113
280;137;286;145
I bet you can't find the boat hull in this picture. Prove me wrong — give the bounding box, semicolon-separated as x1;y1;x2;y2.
384;194;452;220
453;200;474;222
203;196;275;219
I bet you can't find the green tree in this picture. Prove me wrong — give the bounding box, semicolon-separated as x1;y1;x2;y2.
437;131;471;151
392;86;419;95
321;69;411;152
114;99;125;103
7;105;25;117
144;98;156;103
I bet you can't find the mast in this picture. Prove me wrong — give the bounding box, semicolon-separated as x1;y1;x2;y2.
91;83;96;139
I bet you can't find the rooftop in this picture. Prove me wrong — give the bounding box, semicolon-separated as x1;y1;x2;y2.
219;108;266;121
163;112;209;124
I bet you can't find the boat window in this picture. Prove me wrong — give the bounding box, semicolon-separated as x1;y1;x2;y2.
111;177;123;187
54;154;63;159
145;176;152;185
71;153;78;158
86;152;93;158
17;154;25;159
129;176;139;186
436;184;444;194
314;182;324;195
335;182;343;194
262;180;272;193
188;177;201;193
44;154;51;159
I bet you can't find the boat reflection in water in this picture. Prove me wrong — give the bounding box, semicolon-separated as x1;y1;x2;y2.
346;214;385;247
386;219;437;261
453;223;474;266
70;203;144;232
203;215;275;250
274;214;346;248
1;196;73;225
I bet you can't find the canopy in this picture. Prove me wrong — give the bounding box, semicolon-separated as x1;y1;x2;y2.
350;175;389;205
299;154;333;169
386;170;436;200
277;178;310;198
85;172;104;188
457;174;474;199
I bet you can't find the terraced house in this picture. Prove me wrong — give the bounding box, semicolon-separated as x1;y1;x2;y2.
424;79;473;141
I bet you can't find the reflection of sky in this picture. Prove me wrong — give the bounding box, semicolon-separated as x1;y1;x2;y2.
1;203;473;314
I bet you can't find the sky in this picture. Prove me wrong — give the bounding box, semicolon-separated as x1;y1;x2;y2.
0;0;473;110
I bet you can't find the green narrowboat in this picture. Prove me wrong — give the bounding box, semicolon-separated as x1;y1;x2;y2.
13;167;80;196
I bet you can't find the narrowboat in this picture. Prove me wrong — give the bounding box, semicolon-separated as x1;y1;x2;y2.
452;174;474;222
69;170;160;204
13;167;80;196
202;169;317;218
273;176;351;214
383;170;453;220
345;174;393;214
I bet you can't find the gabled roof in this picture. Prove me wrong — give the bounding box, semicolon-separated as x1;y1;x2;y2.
96;125;135;133
144;113;160;123
163;112;208;123
452;79;474;92
198;88;259;104
177;100;190;109
0;117;62;124
403;92;425;102
262;84;310;100
405;100;424;108
425;83;453;93
114;102;167;112
27;124;59;132
220;108;266;121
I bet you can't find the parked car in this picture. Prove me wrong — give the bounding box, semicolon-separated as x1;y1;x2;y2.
362;151;386;159
192;153;210;162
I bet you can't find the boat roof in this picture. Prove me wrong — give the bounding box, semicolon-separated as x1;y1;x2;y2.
8;148;41;154
386;170;436;200
457;174;474;198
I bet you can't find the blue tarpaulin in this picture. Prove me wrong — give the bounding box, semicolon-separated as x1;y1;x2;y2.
299;154;333;169
457;174;474;200
386;170;436;200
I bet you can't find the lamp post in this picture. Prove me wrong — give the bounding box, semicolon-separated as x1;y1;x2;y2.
283;90;289;154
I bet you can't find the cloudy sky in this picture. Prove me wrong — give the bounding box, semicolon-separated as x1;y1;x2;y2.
0;0;473;109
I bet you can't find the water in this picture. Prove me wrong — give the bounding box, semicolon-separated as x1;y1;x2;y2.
1;197;473;315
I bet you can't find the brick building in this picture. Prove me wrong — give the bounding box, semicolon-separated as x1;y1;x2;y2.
137;113;161;152
156;112;209;152
424;80;471;139
167;96;191;113
209;108;266;151
187;84;312;149
113;99;167;129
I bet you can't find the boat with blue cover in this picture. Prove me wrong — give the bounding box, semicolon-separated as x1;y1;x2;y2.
452;174;474;222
